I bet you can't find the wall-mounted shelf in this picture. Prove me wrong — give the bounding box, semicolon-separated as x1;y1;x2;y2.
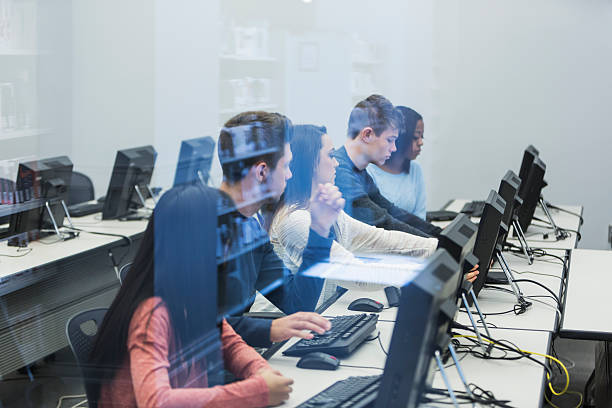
219;104;278;115
0;128;52;142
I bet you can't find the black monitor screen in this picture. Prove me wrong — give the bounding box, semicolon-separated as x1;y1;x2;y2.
375;249;459;408
173;136;215;187
497;170;521;246
7;156;73;244
517;145;538;199
469;190;506;302
102;146;156;220
516;157;546;233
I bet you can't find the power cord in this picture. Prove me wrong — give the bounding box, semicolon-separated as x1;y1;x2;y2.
452;328;570;398
55;394;86;408
62;225;133;266
0;247;33;257
543;201;584;226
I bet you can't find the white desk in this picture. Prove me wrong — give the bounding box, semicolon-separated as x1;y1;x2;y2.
430;327;550;408
455;250;566;332
560;249;612;340
444;199;583;251
0;211;147;376
267;315;551;407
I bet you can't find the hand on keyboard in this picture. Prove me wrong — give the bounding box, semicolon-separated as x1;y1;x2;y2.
270;312;332;342
258;369;294;406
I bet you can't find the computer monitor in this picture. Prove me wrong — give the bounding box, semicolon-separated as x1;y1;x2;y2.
497;170;522;246
436;213;479;299
375;249;460;408
173;136;215;187
517;145;539;199
102;146;156;220
468;190;506;302
6;156;73;245
516;157;546;233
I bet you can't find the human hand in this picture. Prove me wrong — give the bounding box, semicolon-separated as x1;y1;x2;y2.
309;183;345;237
465;264;479;283
270;312;332;343
258;369;293;406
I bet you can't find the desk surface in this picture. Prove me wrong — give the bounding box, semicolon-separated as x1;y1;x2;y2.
561;248;612;340
267;323;550;407
455;250;566;333
0;211;148;294
444;199;583;251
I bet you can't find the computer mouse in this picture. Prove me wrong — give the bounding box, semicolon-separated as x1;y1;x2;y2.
296;352;340;370
348;298;384;313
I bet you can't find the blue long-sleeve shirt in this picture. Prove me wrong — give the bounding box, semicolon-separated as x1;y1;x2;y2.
218;191;332;347
333;146;441;238
367;161;427;220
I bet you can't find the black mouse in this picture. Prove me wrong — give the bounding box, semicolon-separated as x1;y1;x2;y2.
296;352;340;370
348;297;384;313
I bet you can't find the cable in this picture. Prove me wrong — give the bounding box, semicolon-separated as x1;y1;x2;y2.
545;390;583;408
453;333;569;396
338;363;383;370
544;202;584;225
426;386;515;407
56;394;86;408
377;334;388;356
62;225;133;265
0;247;33;257
70;399;87;408
511;279;561;307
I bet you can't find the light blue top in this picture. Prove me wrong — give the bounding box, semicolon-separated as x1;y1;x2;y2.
366;161;427;220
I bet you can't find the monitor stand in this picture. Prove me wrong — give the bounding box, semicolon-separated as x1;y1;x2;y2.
434;350;460;408
492;249;532;313
460;282;493;356
539;196;568;240
512;217;534;264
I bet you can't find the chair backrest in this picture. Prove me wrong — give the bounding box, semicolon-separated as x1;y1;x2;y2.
0;178;16;224
68;171;95;205
66;308;107;404
119;263;132;284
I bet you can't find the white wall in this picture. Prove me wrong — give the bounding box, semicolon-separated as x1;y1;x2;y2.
428;0;612;249
71;0;155;197
153;0;219;189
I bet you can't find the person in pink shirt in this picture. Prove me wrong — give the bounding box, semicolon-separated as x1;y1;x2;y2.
87;183;293;407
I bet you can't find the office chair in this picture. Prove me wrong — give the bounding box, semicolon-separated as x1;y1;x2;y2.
66;308;107;404
119;263;132;284
0;178;16;225
68;171;95;206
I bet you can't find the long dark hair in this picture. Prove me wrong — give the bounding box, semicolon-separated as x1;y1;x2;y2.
387;106;423;174
86;182;220;406
283;124;327;210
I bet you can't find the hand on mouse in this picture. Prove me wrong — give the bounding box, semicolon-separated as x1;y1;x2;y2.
258;369;293;406
465;264;479;283
270;312;332;343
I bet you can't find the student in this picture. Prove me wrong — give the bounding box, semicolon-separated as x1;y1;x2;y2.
367;106;427;220
268;124;442;304
217;111;344;347
333;94;441;238
88;183;293;408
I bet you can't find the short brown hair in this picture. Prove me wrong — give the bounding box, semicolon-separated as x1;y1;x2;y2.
218;111;292;183
347;94;400;139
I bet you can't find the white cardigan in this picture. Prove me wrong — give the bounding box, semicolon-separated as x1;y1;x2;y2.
268;207;438;307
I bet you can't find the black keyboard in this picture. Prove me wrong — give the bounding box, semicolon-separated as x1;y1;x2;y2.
461;200;486;217
297;375;381;408
426;210;458;222
68;202;104;217
283;314;378;357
